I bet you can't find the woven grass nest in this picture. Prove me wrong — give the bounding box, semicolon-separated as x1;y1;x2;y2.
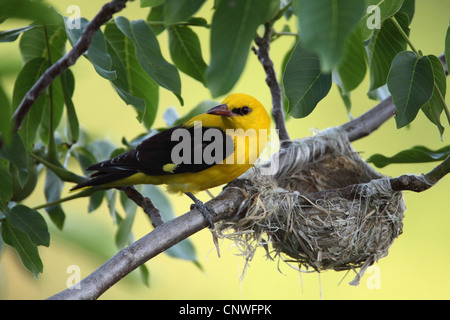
217;128;405;285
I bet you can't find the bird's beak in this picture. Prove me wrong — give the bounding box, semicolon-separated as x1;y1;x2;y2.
206;104;233;117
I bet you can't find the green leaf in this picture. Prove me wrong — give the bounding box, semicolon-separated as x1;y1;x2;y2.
141;0;165;7
12;57;47;150
367;12;410;92
335;24;366;93
115;191;137;249
445;24;450;79
139;264;151;287
5;205;49;247
421;55;446;139
163;106;179;126
18;24;68;148
294;0;365;71
115;210;136;249
0;0;60;25
106;189;118;221
185;17;209;27
44;168;65;229
60;69;79;143
361;0;405;41
398;0;415;23
10;155;38;202
0;83;12;143
282;42;332;118
0;26;36;42
280;39;297;118
73;146;106;212
168;26;207;85
105;22;159;128
64;17;116;80
387;51;434;128
87;139;117;164
368;145;450;168
0;132;28;187
368;84;391;102
1;220;43;277
146;5;165;36
19;25;67;63
335;85;352;117
0;159;12;206
206;0;277;97
39;81;65;152
115;16;183;105
19;25;67;147
163;0;206;24
142;185;199;264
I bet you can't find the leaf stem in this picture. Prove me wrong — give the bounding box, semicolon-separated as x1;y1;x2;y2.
425;155;450;184
32;188;95;210
29;152;85;184
105;20;210;28
390;16;420;56
434;82;450;125
42;25;59;163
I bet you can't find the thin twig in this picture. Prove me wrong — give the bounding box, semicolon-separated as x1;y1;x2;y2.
438;54;448;75
254;22;291;144
425;154;450;184
117;186;164;228
11;0;129;132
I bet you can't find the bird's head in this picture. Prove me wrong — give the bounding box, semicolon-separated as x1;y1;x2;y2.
205;93;271;131
181;93;272;166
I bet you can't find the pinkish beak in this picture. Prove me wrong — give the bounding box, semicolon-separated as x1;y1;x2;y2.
206;104;233;117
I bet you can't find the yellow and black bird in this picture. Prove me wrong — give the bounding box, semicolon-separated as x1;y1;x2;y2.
71;93;271;226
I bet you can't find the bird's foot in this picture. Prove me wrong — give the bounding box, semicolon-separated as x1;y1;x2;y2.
185;192;216;228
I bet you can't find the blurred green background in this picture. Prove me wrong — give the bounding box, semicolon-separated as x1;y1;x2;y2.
1;0;450;299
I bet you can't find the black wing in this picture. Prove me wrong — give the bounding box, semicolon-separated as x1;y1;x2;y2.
71;125;234;190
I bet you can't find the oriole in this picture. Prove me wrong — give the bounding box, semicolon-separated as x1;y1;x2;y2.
71;93;271;226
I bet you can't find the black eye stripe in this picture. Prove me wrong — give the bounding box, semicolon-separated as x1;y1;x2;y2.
232;106;252;116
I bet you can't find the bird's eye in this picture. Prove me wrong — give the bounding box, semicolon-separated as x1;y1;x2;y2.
241;106;250;115
232;106;252;116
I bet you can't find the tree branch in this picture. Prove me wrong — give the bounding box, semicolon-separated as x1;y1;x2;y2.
254;22;291;144
305;156;450;204
11;0;129;132
341;96;395;142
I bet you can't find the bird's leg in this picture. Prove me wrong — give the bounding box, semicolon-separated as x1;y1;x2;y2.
185;192;215;228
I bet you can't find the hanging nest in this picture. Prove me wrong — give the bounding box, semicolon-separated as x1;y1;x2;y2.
217;128;405;285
